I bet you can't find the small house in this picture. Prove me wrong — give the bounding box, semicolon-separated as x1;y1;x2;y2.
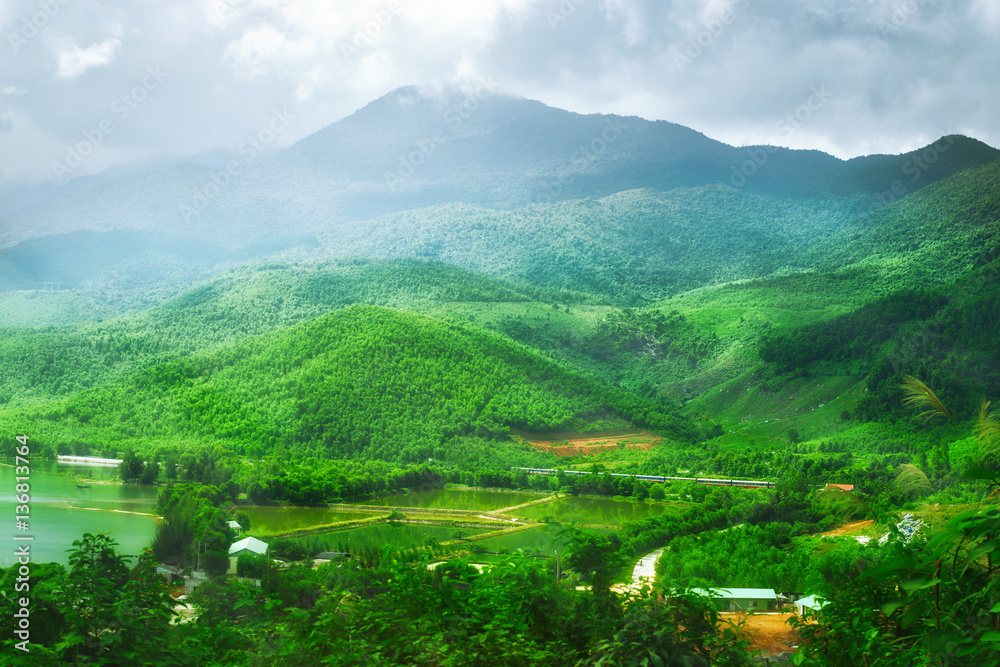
227;520;243;536
228;536;268;574
229;536;268;558
794;594;826;614
156;563;182;584
692;587;778;612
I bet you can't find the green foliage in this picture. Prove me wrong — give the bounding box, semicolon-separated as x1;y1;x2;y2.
794;506;1000;666
562;527;626;594
140;459;160;484
656;523;819;593
0;535;180;665
589;586;755;666
236;553;271;579
152;484;234;571
118;448;145;482
3;305;696;463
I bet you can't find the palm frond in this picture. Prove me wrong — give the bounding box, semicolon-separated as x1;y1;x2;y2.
817;487;867;521
979;399;1000;441
895;464;932;498
901;375;952;422
978;399;1000;462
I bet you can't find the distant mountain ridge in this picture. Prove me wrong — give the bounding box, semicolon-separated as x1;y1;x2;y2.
0;85;997;309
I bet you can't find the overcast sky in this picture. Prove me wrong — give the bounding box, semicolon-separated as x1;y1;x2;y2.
1;0;997;192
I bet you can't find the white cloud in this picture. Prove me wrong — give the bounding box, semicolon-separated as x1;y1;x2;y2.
0;0;998;192
223;24;294;77
55;37;122;78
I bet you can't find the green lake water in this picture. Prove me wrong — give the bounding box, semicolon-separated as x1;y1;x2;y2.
512;496;686;526
1;460;160;567
357;488;543;511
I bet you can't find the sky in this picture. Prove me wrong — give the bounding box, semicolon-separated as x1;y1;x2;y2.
1;0;998;192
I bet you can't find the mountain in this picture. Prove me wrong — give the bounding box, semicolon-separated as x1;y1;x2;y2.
1;86;997;313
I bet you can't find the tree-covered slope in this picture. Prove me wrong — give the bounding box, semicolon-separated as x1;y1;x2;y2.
0;306;696;461
0;259;595;408
314;188;865;302
809;159;1000;286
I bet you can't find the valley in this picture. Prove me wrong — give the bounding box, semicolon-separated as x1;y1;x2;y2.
1;87;998;665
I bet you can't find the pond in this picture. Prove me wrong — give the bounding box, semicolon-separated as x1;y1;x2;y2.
511;496;688;527
357;488;544;512
244;505;381;536
0;461;160;567
285;522;491;556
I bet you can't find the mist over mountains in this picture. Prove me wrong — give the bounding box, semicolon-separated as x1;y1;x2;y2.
2;86;997;309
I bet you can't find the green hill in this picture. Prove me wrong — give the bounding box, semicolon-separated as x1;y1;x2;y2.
0;306;696;464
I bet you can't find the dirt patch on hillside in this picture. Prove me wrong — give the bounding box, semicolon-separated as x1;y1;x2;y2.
720;612;799;656
512;428;642;441
517;431;662;457
821;519;875;537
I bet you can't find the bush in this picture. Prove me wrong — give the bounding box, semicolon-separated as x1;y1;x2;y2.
236;552;270;579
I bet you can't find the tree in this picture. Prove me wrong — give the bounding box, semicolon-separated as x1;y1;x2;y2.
563;527;625;596
119;448;145;482
236;553;271;579
591;585;755;666
140;459;160;484
63;533;131;659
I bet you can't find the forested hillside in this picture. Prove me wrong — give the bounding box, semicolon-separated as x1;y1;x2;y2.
2;150;998;460
0;259;588;406
0;306;696;463
0;91;997;477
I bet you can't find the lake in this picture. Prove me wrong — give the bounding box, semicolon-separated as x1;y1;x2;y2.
512;496;688;526
0;460;160;567
357;488;543;511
